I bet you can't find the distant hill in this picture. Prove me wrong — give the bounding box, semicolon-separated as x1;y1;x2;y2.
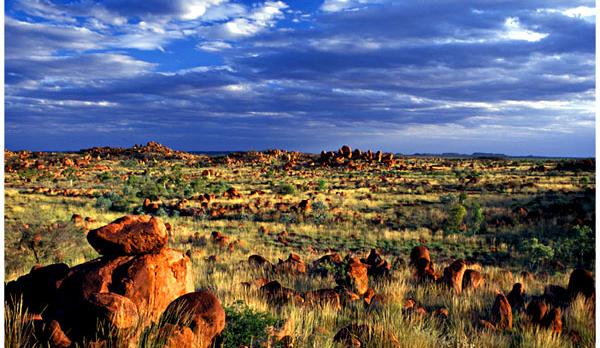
406;152;589;160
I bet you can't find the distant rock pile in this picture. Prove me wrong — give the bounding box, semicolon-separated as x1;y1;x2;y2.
318;145;396;167
81;141;200;161
4;150;95;173
215;149;313;167
5;215;225;347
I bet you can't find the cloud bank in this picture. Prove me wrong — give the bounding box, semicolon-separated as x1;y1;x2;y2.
5;0;595;156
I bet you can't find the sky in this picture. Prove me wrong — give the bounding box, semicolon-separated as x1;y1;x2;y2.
4;0;596;156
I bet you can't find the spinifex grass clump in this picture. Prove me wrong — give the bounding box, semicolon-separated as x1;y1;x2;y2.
4;297;35;348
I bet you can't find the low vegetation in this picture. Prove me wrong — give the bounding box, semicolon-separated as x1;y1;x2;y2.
4;143;595;347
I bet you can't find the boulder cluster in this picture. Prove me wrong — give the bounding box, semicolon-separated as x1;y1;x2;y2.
4;151;94;173
141;194;313;222
5;215;225;348
409;245;594;336
319;145;396;167
409;245;484;294
244;249;391;311
82;141;197;161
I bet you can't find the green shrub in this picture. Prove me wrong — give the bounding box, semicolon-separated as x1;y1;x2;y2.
519;237;554;269
467;201;484;234
186;178;208;197
97;172;113;182
279;213;297;224
95;192;129;212
317;179;328;192
580;176;590;188
312;201;329;225
264;169;275;179
445;203;466;233
439;193;458;205
221;301;282;348
209;181;231;195
555;225;594;268
275;182;296;195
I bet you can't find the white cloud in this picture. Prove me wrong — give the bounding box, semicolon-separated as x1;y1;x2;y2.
320;0;383;12
7;53;155;87
197;41;233;52
6;17;104;58
501;17;548;42
209;1;288;38
562;6;595;23
180;0;226;20
202;3;247;21
222;83;250;92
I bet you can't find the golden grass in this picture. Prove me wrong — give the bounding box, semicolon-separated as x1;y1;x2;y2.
3;155;595;348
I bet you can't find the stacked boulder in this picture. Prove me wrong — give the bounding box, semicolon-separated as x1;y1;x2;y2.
409;246;484;294
318;145;396;167
6;215;195;347
410;245;439;282
361;249;392;279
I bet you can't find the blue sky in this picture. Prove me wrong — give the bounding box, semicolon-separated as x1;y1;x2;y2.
5;0;596;156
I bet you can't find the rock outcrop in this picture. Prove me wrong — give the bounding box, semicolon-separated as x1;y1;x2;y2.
87;215;168;256
6;215;194;347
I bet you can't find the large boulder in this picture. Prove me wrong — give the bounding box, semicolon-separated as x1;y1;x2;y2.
5;263;70;315
527;298;548;324
159;290;226;348
339;145;352;158
462;269;484;290
47;320;72;348
248;255;272;269
260;281;304;306
111;248;194;325
544;285;570;307
567;268;594;300
49;248;193;343
491;293;512;330
361;249;391;279
542;308;562;334
336;257;369;296
507;283;525;312
275;253;306;274
414;258;439;283
87;215;168;256
86;292;139;331
304;289;341;309
54;256;134;309
409;246;430;267
310;253;343;277
443;260;467;294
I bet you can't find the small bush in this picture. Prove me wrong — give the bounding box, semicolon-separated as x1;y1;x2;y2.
209;181;231;195
445;203;466;233
221;301;282;348
94;192;129;212
312;201;329;225
555;225;594;268
519;237;554;269
466;201;484;234
439;193;458;205
317;179;328;192
275;182;296;195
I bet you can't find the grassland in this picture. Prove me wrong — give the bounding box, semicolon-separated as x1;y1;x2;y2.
4;144;595;347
